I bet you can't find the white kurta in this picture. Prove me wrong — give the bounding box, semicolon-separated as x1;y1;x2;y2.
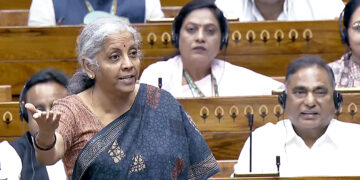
0;140;67;180
215;0;344;22
139;55;283;98
234;119;360;177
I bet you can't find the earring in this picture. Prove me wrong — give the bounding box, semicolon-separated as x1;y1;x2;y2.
89;74;95;79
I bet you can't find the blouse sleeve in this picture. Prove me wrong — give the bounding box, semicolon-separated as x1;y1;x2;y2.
181;106;220;180
53;101;76;152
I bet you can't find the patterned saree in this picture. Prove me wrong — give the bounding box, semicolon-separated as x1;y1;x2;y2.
72;84;219;180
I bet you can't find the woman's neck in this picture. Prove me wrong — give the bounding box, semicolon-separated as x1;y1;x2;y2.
182;60;212;82
254;0;285;20
351;53;360;65
88;84;138;124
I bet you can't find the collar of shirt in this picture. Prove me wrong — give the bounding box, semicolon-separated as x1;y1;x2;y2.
249;0;288;21
283;119;337;150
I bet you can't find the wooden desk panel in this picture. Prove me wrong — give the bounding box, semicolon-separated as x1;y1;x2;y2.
0;85;11;102
1;94;360;160
0;102;27;138
0;20;345;95
0;0;31;10
0;9;28;26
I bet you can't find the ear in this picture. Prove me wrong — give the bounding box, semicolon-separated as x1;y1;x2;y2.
81;58;95;78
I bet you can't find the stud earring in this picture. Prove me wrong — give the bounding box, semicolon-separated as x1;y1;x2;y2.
89;74;95;79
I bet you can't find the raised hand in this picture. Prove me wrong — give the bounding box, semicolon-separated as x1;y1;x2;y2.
25;103;61;137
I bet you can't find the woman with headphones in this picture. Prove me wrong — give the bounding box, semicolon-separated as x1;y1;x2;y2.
140;0;283;98
329;0;360;87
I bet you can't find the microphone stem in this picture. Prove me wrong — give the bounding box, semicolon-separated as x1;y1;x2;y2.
248;113;253;173
249;125;252;172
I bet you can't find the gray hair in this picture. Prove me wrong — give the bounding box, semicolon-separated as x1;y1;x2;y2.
68;17;141;94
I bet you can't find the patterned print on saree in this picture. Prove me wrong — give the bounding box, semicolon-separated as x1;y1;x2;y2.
108;141;126;163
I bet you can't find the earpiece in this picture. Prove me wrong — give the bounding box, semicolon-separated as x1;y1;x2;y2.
277;90;343;112
339;9;348;45
19;85;28;122
333;90;343;112
278;91;287;109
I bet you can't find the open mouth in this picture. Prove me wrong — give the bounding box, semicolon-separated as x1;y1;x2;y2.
119;75;135;80
300;111;319;119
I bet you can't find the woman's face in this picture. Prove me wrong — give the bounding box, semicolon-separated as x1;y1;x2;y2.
348;6;360;58
93;31;140;94
178;8;221;67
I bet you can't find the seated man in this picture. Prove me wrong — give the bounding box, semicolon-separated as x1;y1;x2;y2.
0;69;68;179
234;56;360;177
215;0;344;21
28;0;164;26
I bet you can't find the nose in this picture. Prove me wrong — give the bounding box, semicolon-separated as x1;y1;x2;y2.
304;93;316;108
121;55;134;71
195;28;205;43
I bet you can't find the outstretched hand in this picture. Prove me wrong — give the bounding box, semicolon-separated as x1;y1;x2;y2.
25;103;61;135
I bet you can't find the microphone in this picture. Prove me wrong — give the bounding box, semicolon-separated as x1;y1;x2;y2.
248;113;254;172
158;77;162;89
276;156;280;174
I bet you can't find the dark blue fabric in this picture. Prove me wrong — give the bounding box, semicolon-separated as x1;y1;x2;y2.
72;83;219;180
9;132;49;180
52;0;145;25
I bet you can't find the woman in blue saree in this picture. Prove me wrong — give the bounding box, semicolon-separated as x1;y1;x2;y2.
73;84;218;179
25;16;219;179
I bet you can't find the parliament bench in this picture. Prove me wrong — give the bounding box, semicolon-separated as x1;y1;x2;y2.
0;0;348;10
0;85;11;102
1;94;360;160
0;20;345;96
0;7;181;26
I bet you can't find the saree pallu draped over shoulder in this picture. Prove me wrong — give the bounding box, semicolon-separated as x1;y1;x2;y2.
72;84;219;180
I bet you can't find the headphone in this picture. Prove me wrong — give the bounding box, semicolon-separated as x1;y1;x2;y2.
171;1;229;50
339;8;348;45
19;84;29;122
278;90;343;112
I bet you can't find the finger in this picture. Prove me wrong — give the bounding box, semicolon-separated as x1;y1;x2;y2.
54;113;61;127
48;111;54;122
37;111;48;120
25;103;37;115
45;110;51;119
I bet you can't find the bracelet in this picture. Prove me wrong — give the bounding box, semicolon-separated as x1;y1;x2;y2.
34;132;56;151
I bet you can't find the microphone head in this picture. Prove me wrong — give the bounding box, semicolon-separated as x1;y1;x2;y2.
248;113;254;127
158;77;162;89
276;155;281;173
276;156;280;165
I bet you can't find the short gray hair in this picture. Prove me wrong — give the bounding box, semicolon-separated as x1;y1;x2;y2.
77;16;141;66
68;17;141;94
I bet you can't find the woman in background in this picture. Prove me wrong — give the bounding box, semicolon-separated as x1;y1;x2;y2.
140;0;283;98
329;0;360;87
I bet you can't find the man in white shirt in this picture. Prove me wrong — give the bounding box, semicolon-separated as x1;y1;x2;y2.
234;56;360;177
215;0;344;21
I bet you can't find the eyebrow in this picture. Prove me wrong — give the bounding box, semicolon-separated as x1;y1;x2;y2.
184;22;218;27
107;45;138;53
292;85;328;91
